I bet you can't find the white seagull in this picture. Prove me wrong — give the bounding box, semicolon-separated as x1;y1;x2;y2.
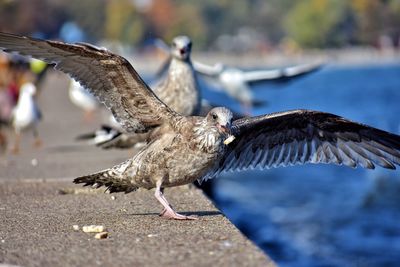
11;81;42;153
194;61;322;111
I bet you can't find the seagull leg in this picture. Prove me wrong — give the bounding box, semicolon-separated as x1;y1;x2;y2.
154;180;197;220
83;110;95;122
11;132;20;154
0;130;7;153
32;128;42;148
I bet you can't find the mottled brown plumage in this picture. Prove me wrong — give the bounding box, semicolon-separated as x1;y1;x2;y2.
2;32;400;220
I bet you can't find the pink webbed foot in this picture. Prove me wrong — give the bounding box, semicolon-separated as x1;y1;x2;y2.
155;181;198;220
159;208;198;220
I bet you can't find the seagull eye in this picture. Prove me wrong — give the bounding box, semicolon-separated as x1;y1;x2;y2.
212;114;218;120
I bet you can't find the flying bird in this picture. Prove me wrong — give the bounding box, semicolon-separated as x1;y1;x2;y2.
11;81;42;153
1;32;400;220
194;61;322;111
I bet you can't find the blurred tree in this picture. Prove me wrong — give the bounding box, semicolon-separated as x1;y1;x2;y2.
199;0;253;47
247;0;296;46
165;2;207;47
387;0;400;46
350;0;384;45
0;0;397;49
0;0;65;38
285;0;354;48
105;0;146;44
146;0;176;37
62;0;106;42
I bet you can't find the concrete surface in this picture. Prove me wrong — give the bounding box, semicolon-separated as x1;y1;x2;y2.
0;72;274;266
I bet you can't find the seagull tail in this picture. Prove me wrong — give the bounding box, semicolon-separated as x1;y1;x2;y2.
73;169;138;194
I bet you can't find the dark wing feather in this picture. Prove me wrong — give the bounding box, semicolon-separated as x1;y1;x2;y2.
204;110;400;180
0;32;177;133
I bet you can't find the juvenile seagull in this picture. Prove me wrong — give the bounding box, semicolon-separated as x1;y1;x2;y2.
1;32;400;220
11;81;42;153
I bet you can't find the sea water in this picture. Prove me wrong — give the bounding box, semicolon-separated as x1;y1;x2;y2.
206;64;400;267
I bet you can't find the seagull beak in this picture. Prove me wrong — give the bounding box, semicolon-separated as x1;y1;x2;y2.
218;124;231;135
220;125;229;134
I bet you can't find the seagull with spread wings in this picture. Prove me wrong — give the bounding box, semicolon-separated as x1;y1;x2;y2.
1;32;400;220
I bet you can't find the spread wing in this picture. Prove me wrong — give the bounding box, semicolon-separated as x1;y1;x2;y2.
193;61;223;77
243;62;323;85
204;110;400;180
0;32;177;133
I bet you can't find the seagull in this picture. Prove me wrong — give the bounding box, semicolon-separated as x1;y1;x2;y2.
11;80;42;153
194;61;323;111
152;36;201;116
68;79;100;121
1;32;400;220
154;38;323;112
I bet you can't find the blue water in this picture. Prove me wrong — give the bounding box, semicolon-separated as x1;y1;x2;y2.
202;64;400;267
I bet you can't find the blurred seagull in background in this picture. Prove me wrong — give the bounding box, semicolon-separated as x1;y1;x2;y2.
194;61;323;112
69;79;100;121
11;81;42;153
1;33;400;220
151;35;201;116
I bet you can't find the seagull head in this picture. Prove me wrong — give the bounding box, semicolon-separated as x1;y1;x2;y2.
171;36;192;61
206;107;233;136
20;82;37;96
